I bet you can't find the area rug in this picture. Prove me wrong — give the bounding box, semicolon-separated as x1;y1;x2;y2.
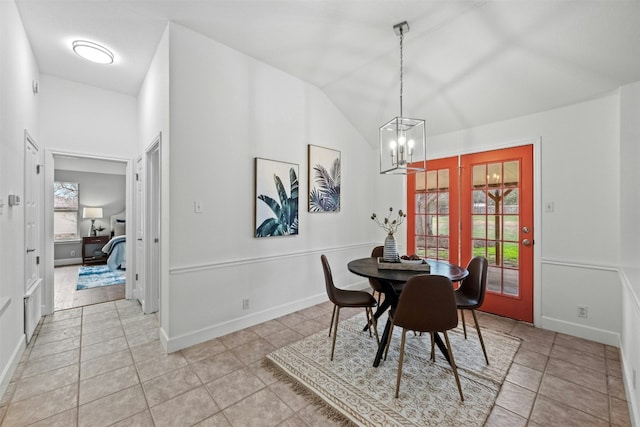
265;313;521;426
76;265;125;290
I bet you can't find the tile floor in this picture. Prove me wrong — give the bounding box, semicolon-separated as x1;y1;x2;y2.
0;299;632;426
54;265;125;311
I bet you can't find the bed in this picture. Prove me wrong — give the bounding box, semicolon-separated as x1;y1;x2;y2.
102;211;126;270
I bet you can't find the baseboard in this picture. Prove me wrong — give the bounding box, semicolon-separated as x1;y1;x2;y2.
0;334;26;401
539;315;620;346
54;258;82;267
620;338;639;426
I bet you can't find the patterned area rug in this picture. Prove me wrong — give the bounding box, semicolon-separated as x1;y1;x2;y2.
76;265;126;290
265;313;520;426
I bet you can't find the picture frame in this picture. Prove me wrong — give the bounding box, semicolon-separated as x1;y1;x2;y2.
254;157;299;238
308;144;341;212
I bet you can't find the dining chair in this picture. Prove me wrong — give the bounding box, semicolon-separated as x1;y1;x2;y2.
386;274;464;400
369;246;403;304
455;256;489;364
321;255;379;361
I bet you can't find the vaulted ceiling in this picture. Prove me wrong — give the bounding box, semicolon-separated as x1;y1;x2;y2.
16;1;640;144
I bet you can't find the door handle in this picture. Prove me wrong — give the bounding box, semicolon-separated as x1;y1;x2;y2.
522;239;532;246
26;248;36;253
137;238;143;241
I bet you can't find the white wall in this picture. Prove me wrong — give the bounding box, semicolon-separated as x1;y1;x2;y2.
426;93;621;345
0;0;40;399
619;80;640;425
160;23;376;350
137;24;170;335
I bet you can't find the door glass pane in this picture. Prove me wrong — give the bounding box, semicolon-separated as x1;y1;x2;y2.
503;242;519;268
438;192;449;214
437;215;449;236
438;170;449;190
487;163;501;187
487;189;500;214
439;237;449;259
415;171;426;191
472;239;486;257
472;215;486;238
472;165;486;188
472;190;486;213
487;266;502;293
415;194;426;214
414;236;425;257
503;268;519;296
426;193;437;214
426;237;437;258
505;188;519;214
504;161;519;187
503;216;519;241
426;170;437;190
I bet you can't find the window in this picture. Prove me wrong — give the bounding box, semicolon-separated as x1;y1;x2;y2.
54;182;79;240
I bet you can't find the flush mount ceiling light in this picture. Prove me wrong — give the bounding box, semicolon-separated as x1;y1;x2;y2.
72;40;114;64
379;21;426;175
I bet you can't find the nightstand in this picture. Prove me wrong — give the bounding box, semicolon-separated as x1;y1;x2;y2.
82;236;109;265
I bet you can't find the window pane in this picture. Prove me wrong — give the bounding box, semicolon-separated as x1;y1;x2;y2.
487;163;501;187
504;161;519;187
426;193;437;214
472;165;486;188
414;236;426;257
426;171;437;190
472;215;486;238
472;190;486;214
54;182;79;210
437;169;449;190
438;192;449;214
505;188;519;214
438;237;449;260
54;211;78;240
415;194;426;214
487;216;501;240
503;242;519;268
503;216;519;241
472;239;486;258
437;215;449;236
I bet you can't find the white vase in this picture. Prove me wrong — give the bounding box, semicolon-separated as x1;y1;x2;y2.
383;233;399;262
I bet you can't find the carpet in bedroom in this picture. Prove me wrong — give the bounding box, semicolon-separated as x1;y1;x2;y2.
76;265;126;290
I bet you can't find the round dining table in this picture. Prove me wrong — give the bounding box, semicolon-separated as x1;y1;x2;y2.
347;257;469;367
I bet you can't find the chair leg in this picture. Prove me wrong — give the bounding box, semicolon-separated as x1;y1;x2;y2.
366;307;380;344
443;331;464;401
394;329;408;398
430;332;435;361
460;309;467;339
330;307;341;361
328;305;337;337
384;321;395;361
471;309;489;364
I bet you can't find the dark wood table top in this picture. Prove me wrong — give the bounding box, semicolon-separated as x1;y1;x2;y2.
347;257;468;283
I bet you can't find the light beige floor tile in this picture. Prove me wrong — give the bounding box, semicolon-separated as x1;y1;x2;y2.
181;339;227;364
539;374;609;420
495;381;536;418
125;328;159;348
136;352;188;382
78;384;147;427
194;412;232;426
229;337;276;365
608;375;628;401
530;395;609;427
142;365;202;407
130;340;167;363
81;325;124;347
82;301;117;315
545;357;607;393
27;408;77;426
219;329;261;350
21;348;79;378
295;401;349;426
80;348;133;380
2;383;77;427
80;336;129;361
82;309;119;326
268;380;311;413
264;329;305;348
512;347;548;372
28;336;80;360
247;361;279;387
81;317;122;334
554;333;605;357
504;362;543;392
34;326;82;346
611;396;632;426
484;405;527;427
43;308;83;324
550;344;606;373
191;351;244;384
12;364;79;402
250;319;287;338
223;388;293;427
110;410;155;427
150;386;219;427
79;364;140;405
205;368;265;409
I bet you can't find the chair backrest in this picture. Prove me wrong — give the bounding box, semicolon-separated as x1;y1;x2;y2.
458;256;488;307
368;246;385;293
393;275;458;333
321;254;339;304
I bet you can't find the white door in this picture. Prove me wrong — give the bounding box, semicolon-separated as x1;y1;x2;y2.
24;132;42;342
135;156;145;307
143;135;161;314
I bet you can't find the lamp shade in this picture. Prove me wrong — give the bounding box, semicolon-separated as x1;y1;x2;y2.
379;117;426;174
82;207;103;219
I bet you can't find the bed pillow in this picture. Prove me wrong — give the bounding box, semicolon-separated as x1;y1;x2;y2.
113;221;126;236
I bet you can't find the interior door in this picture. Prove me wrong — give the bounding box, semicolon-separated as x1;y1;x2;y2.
135;156;145;307
460;145;534;322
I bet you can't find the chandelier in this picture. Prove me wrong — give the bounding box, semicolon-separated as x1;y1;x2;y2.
379;21;426;175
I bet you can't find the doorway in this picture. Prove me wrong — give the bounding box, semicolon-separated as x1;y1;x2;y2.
45;152;132;314
407;144;534;322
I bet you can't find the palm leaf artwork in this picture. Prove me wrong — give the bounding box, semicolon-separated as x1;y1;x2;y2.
309;156;340;212
256;166;299;237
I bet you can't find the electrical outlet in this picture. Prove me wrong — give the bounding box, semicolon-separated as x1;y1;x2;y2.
70;250;76;257
242;298;249;310
194;200;203;213
577;306;588;318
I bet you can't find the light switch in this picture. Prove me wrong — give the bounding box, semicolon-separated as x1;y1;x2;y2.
194;200;203;213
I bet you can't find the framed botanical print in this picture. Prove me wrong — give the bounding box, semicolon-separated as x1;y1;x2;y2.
254;158;299;237
308;145;341;212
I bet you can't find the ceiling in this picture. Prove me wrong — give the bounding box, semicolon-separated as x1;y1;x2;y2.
16;1;640;143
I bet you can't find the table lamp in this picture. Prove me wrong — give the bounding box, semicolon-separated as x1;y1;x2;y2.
82;207;103;236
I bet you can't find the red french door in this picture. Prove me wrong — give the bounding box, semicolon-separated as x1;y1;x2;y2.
408;145;534;322
460;146;534;322
407;156;459;264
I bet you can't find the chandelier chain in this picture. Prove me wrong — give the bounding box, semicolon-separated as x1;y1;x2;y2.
399;28;404;118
